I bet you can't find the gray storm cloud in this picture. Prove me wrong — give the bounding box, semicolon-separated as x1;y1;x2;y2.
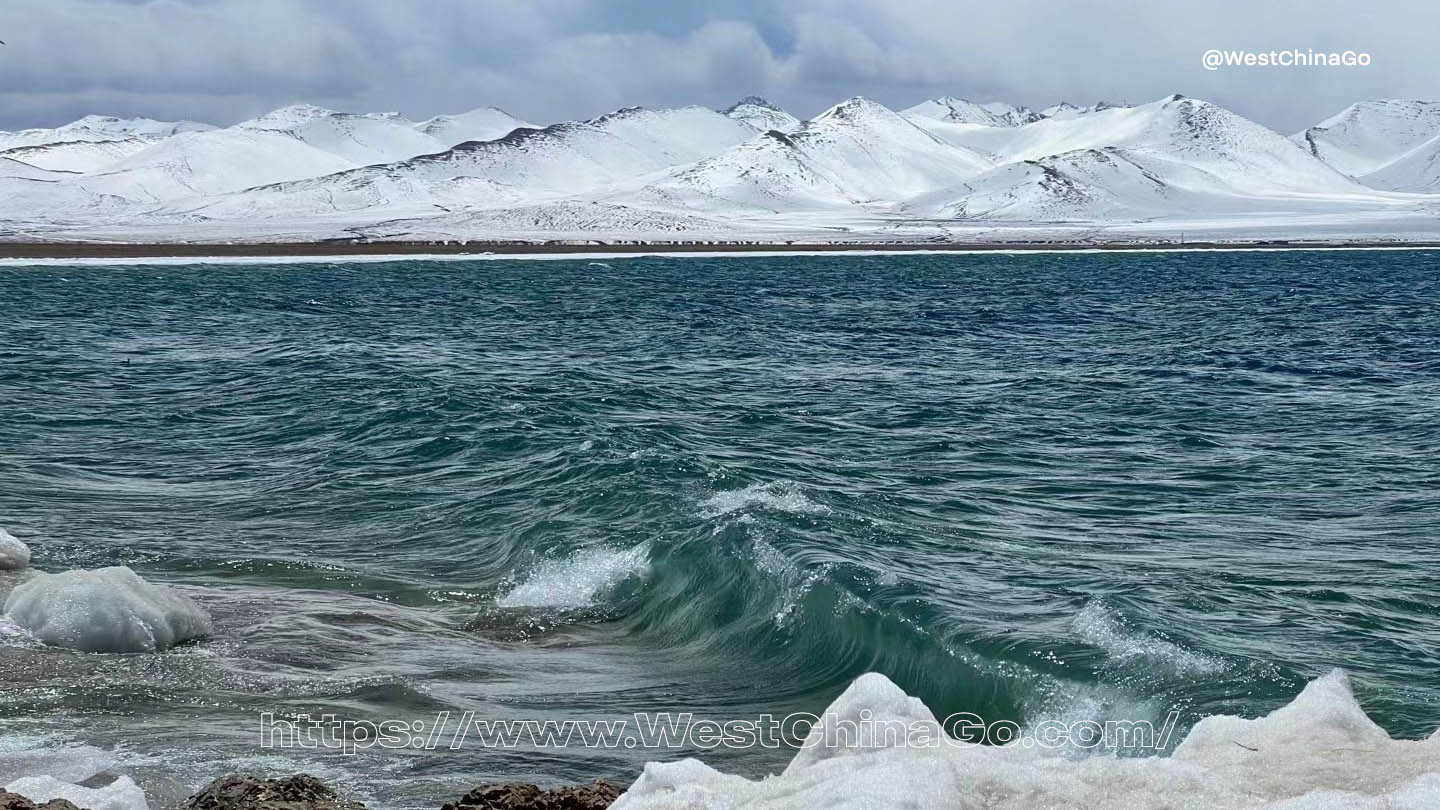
0;0;1433;132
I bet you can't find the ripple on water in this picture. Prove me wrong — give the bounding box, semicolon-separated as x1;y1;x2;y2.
699;481;831;518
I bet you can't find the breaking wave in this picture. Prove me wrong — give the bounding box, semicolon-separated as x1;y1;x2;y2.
496;544;651;609
1072;600;1225;676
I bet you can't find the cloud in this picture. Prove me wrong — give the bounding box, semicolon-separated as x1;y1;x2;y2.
0;0;1435;132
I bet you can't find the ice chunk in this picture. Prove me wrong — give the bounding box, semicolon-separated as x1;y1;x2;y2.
1175;669;1391;762
783;672;944;773
2;566;212;653
0;528;30;571
613;759;751;810
5;775;150;810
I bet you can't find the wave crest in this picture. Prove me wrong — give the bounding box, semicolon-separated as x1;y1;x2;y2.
496;544;650;609
1072;601;1225;676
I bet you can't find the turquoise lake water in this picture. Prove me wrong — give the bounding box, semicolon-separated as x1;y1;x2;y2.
0;251;1436;807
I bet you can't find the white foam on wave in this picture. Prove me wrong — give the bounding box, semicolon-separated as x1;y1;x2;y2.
611;669;1440;810
1073;601;1225;676
495;544;650;609
0;739;137;786
700;482;830;518
749;536;833;628
0;527;31;571
2;566;213;653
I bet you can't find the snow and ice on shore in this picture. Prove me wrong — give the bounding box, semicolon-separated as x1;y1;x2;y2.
4;775;150;810
0;528;29;571
612;670;1440;810
2;566;212;653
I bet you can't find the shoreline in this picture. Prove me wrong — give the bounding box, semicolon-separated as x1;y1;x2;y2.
1;239;1439;263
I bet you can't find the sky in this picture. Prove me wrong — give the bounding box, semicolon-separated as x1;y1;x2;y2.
1;0;1436;133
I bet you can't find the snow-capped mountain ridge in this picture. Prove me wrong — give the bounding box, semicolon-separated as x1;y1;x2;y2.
81;127;358;201
724;97;802;133
415;108;535;147
235;104;457;165
903;97;1041;127
0;115;217;173
636;97;996;213
1296;99;1440;183
172;104;758;223
0;115;213;152
907;95;1360;199
1040;101;1128;119
237;104;350;129
0;138;156;174
0;93;1436;243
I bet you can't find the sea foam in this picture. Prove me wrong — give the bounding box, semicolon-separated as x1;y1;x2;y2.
700;482;830;518
611;670;1440;810
496;545;649;609
1072;601;1225;676
0;528;30;571
2;566;213;653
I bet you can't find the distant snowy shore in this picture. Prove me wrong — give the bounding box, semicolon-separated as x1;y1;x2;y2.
3;240;1440;267
2;95;1440;244
2;234;1440;259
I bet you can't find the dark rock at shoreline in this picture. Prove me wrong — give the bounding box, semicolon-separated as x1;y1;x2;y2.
180;775;366;810
439;781;622;810
0;793;87;810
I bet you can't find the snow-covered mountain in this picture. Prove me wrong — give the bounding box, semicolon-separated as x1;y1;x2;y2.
25;105;538;206
903;97;1040;127
907;145;1360;223
0;115;216;173
1357;133;1440;192
910;96;1361;201
176;105;758;222
80;127;359;201
635;97;993;213
414;108;535;147
0;156;68;180
909;149;1184;221
0;138;155;173
1039;101;1126;120
724;97;801;133
1295;100;1440;179
0;94;1437;244
0;115;212;152
235;104;458;165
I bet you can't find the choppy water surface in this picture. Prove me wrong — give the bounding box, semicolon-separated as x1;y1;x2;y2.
1;251;1437;807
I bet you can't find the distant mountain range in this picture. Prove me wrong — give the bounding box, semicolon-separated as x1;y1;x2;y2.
2;95;1438;244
